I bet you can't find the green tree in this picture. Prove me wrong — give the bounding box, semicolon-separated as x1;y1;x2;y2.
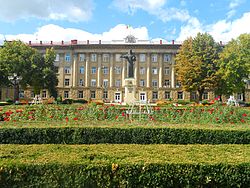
218;33;250;100
175;33;221;102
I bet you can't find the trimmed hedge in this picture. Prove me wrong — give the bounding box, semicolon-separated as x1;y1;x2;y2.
0;163;249;187
0;127;249;144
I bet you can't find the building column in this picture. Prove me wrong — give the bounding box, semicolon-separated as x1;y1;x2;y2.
72;53;77;87
97;54;102;87
158;53;163;88
85;53;89;87
171;66;175;88
109;54;113;87
146;53;151;88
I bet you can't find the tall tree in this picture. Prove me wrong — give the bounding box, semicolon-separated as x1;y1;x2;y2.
175;33;221;102
218;33;250;100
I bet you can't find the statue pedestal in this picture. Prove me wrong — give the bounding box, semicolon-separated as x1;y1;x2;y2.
124;78;136;104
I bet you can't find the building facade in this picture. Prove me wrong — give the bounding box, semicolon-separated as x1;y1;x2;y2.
0;38;249;103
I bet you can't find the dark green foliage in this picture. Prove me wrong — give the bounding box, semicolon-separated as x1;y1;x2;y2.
0;127;249;144
0;163;249;187
62;99;73;104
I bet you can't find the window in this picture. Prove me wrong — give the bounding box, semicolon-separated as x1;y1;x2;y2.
115;54;121;62
164;67;170;75
152;91;158;100
78;91;83;98
237;93;243;101
115;92;121;102
91;67;96;74
91;91;96;99
152;80;158;87
65;53;71;62
140;67;146;75
64;79;70;86
55;54;60;61
79;54;85;61
64;67;71;74
102;66;109;74
42;90;46;98
164;80;170;87
114;67;121;74
64;91;69;98
19;90;24;99
203;92;208;100
103;54;110;62
103;91;108;99
30;91;35;98
151;54;157;62
191;92;197;100
115;79;121;87
178;91;183;99
79;66;84;74
91;79;96;87
140;79;145;87
165;91;171;99
164;54;171;62
103;79;108;88
176;81;181;88
140;93;146;102
139;54;146;62
91;54;97;62
152;67;158;74
79;79;84;86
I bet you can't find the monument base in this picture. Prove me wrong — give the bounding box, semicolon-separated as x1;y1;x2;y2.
124;78;136;104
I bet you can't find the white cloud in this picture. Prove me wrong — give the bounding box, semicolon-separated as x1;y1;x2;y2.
0;0;94;22
3;24;149;42
177;12;250;42
227;0;244;18
112;0;191;22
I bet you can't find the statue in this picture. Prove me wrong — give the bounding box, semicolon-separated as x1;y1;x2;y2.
121;50;136;78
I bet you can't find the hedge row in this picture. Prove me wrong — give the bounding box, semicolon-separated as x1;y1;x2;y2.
0;127;249;144
1;163;249;187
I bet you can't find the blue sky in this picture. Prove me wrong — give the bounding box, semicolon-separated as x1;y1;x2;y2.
0;0;249;43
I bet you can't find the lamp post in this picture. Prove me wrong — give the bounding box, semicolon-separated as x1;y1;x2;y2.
8;73;22;103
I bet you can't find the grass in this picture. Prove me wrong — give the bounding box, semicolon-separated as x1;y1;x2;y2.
0;144;249;165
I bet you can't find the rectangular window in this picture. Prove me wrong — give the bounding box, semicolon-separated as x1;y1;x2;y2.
115;79;121;87
91;79;96;87
103;91;108;99
178;91;183;100
152;91;158;100
152;67;158;74
79;66;84;74
64;91;69;98
103;54;110;62
115;54;121;62
91;67;96;74
165;91;171;99
91;91;96;99
91;54;97;62
140;79;145;87
79;79;84;86
65;53;71;62
19;90;24;99
203;92;208;100
191;92;197;100
103;79;108;88
139;54;146;62
176;81;181;88
42;90;46;98
237;93;243;101
64;67;71;74
64;79;70;86
140;67;146;75
164;80;170;87
78;91;83;98
114;67;121;74
30;91;35;98
151;54;157;62
164;54;171;62
152;80;158;87
79;54;85;61
55;54;60;61
164;67;170;75
102;66;109;74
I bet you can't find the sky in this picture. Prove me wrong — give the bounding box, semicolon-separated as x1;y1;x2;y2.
0;0;249;44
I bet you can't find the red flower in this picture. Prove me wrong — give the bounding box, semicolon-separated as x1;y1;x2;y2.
65;117;69;122
115;115;119;119
73;117;78;121
216;117;219;121
241;119;245;123
242;113;247;117
50;116;54;118
122;112;125;116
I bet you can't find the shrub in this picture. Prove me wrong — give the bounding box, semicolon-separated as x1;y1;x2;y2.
62;99;73;104
73;99;88;104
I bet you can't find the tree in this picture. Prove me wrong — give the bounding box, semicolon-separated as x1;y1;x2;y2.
0;40;58;99
218;33;250;100
175;33;221;102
